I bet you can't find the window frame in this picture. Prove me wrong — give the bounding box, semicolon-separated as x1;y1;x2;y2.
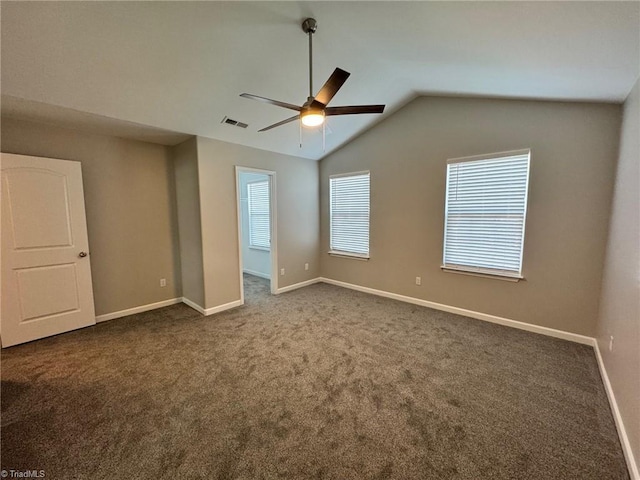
441;149;531;281
329;171;371;260
247;180;270;251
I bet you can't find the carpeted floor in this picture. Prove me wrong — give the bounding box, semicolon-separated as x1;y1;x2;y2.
1;275;629;479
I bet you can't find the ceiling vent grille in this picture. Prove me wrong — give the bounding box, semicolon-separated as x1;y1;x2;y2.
222;116;248;129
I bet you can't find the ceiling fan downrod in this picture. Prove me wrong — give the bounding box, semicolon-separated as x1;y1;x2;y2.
302;18;318;100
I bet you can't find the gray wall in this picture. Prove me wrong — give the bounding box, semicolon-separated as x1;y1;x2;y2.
597;78;640;470
320;96;621;337
196;137;319;309
239;172;271;279
172;137;205;307
1;117;182;316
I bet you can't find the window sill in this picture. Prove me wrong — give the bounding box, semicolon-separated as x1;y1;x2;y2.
441;266;523;282
249;246;270;252
328;251;370;261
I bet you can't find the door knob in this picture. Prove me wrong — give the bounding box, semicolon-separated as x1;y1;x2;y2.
78;252;88;258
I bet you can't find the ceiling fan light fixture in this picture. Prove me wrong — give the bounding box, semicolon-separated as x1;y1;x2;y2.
301;110;325;127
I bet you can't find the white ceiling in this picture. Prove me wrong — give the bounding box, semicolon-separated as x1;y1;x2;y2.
2;1;639;160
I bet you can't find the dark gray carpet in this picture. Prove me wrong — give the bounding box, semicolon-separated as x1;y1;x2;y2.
1;275;629;479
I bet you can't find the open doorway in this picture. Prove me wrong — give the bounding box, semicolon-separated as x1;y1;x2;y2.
236;167;277;304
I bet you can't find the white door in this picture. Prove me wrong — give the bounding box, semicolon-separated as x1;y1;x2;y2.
1;153;96;347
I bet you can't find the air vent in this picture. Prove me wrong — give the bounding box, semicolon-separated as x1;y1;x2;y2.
222;116;248;129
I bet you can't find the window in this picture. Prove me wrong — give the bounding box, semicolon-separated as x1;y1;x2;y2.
330;172;370;258
247;180;270;250
442;149;530;279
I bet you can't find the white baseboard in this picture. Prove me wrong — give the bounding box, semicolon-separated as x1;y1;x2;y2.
182;297;243;316
95;298;182;323
593;340;640;480
318;277;594;345
97;296;243;322
275;277;322;294
181;297;206;315
243;269;271;280
203;299;243;316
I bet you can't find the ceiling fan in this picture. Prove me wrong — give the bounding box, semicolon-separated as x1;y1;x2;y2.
240;18;385;132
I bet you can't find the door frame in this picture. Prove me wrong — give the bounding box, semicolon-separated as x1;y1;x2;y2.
235;166;277;302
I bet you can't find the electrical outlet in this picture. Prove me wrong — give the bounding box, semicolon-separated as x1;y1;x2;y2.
609;336;614;352
415;276;421;286
280;268;285;276
304;263;309;271
160;278;167;287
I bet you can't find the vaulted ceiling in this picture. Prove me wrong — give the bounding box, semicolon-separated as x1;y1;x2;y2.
2;1;639;160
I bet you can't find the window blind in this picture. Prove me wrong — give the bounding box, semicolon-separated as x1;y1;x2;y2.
330;172;370;257
247;181;270;250
443;150;530;277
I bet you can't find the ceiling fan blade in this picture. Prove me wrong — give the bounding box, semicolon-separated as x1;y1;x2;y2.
258;115;300;132
313;68;351;106
240;93;301;112
325;105;386;116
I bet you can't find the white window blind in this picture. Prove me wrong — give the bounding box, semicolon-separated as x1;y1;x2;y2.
443;150;530;278
247;180;270;250
330;172;370;258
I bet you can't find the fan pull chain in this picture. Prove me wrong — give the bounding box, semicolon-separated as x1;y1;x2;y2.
323;121;326;152
299;120;302;148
